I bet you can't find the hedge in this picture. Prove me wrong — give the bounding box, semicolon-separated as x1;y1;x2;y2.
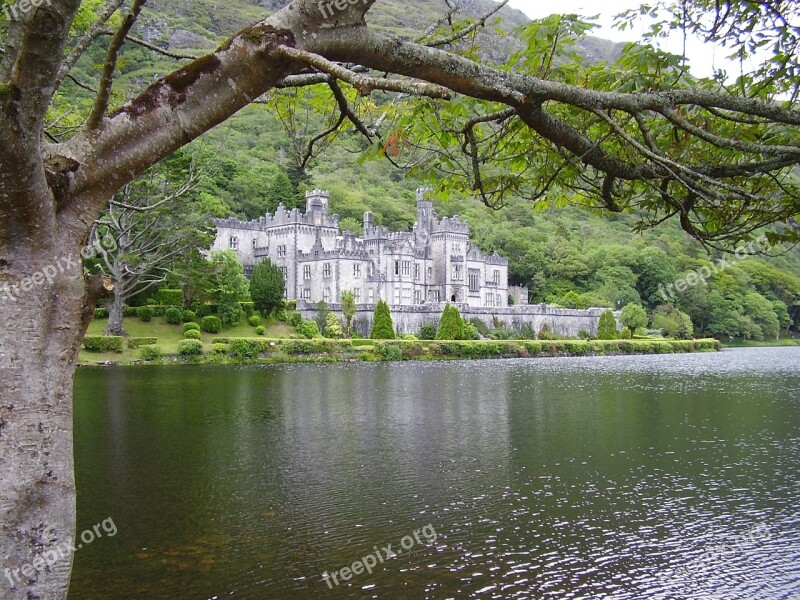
83;336;123;353
155;289;183;306
94;307;109;319
127;337;158;349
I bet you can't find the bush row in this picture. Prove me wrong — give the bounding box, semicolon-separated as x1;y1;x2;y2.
83;336;123;353
127;337;158;349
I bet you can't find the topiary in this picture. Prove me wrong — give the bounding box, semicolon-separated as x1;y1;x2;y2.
201;315;221;334
182;310;197;323
370;300;395;340
248;315;261;327
597;310;619;340
138;306;154;322
298;320;321;339
183;322;201;333
184;329;201;340
178;339;203;356
255;326;266;336
436;304;465;340
165;307;182;324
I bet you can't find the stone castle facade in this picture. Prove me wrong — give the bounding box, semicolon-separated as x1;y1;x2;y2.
212;189;510;309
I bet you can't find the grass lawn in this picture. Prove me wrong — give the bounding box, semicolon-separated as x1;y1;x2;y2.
80;315;295;364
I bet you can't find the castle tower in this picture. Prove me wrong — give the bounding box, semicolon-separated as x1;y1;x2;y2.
306;189;329;226
416;187;434;234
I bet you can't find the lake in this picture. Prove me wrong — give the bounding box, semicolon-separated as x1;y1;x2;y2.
71;347;800;599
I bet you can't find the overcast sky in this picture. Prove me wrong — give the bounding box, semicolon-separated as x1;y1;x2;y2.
505;0;738;78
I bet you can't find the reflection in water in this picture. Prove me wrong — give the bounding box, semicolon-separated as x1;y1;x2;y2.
71;348;800;599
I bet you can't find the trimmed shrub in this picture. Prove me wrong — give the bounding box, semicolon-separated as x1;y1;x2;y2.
178;340;203;356
201;315;221;333
155;289;183;306
284;339;336;355
463;322;480;340
418;323;437;340
255;326;266;336
324;313;344;338
184;329;201;340
123;305;138;317
182;310;196;323
138;306;154;322
212;343;228;355
298;320;321;339
139;345;162;362
165;307;182;324
128;337;158;349
598;310;619;340
370;300;395;340
83;336;123;353
239;302;255;318
436;304;465;340
248;315;261;327
183;322;201;333
94;307;109;319
620;327;632;339
288;312;303;327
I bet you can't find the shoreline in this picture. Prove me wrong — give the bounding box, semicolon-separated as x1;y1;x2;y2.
78;338;723;367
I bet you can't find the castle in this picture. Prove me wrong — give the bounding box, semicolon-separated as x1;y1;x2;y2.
212;189;510;308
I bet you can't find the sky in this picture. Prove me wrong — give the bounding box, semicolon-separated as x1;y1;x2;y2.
505;0;736;78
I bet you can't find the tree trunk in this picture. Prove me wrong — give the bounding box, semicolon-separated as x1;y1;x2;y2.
104;288;126;336
0;244;98;600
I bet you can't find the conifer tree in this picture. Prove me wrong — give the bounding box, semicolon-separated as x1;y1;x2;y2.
370;300;395;339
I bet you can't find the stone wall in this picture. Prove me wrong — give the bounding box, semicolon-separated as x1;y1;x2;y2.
299;301;618;338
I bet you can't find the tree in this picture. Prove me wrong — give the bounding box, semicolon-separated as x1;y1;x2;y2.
250;259;285;315
436;304;465;340
651;305;694;339
266;170;296;212
621;303;649;337
209;251;251;325
340;290;357;336
597;310;619;340
2;1;800;597
370;300;395;339
92;157;212;335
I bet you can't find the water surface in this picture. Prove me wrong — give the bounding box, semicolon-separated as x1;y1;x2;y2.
71;348;800;598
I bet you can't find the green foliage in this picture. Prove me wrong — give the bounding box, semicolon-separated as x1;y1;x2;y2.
315;300;331;332
463;321;480;340
324;312;344;338
165;307;183;324
266;170;297;211
182;310;197;322
127;337;158;349
184;329;202;340
94;307;109;319
83;336;123;353
436;304;465;340
597;310;619;340
255;325;266;336
298;320;322;339
620;327;633;339
212;344;229;355
288;312;303;327
651;305;694;339
375;342;404;361
340;290;357;335
418;323;437;340
250;259;285;316
621;303;648;336
248;315;261;327
183;322;201;333
139;346;162;362
201;315;222;333
229;339;264;359
178;340;203;356
488;327;518;340
537;323;554;340
370;300;395;339
209;250;250;325
138;306;154;322
155;289;183;306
